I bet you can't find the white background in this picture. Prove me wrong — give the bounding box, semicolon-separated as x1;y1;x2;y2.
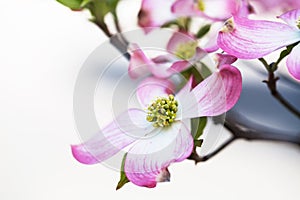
1;0;300;199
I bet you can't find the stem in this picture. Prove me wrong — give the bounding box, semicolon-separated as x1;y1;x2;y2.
258;58;300;119
94;21;113;37
188;136;237;164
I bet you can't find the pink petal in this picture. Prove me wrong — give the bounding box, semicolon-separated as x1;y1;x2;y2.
128;43;152;79
71;109;152;164
124;121;193;188
278;9;300;30
286;44;300;80
203;34;219;53
171;0;226;21
138;0;176;30
180;64;242;119
215;53;237;68
166;31;196;54
218;17;300;59
137;77;175;108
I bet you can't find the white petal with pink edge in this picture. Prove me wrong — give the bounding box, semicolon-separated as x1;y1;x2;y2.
180;64;242;119
287;44;300;80
124;121;193;188
218;17;300;59
71;109;153;164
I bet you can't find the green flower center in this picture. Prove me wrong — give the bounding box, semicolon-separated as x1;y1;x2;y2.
175;41;198;60
197;0;205;11
297;17;300;29
146;94;178;127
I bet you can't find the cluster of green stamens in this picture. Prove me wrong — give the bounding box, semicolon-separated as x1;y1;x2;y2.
297;17;300;29
197;0;205;11
146;94;178;127
175;41;198;60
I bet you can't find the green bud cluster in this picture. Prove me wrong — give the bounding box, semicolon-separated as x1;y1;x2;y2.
175;41;198;60
146;94;178;127
297;17;300;29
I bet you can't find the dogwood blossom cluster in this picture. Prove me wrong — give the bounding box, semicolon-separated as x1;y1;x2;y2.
56;0;300;189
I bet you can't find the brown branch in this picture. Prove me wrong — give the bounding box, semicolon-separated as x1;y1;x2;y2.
258;58;300;119
188;136;237;164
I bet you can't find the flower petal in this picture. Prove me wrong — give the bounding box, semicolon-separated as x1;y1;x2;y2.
286;44;300;80
128;43;152;79
180;64;242;119
171;0;226;21
215;53;237;68
278;9;300;30
124;121;193;188
166;31;196;54
137;77;175;108
138;0;176;30
217;17;300;59
71;109;152;164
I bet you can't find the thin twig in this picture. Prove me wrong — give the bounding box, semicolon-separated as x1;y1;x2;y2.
258;58;300;119
188;136;237;164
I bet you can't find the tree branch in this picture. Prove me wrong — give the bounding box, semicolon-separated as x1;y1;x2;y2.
258;58;300;119
188;136;237;164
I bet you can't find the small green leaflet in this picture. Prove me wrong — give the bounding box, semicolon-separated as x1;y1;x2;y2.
56;0;83;10
116;153;129;190
191;117;207;140
196;24;211;39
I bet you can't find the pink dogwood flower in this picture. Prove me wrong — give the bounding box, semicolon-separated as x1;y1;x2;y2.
138;0;250;30
217;9;300;80
71;63;242;188
250;0;300;13
171;0;252;21
128;32;206;79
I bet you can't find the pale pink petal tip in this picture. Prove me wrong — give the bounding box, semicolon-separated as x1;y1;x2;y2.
128;43;151;79
216;53;237;68
71;144;99;165
278;9;300;29
287;44;300;80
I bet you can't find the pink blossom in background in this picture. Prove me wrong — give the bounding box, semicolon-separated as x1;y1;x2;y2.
250;0;300;13
138;0;252;30
171;0;252;21
217;9;300;80
128;32;206;79
71;63;242;188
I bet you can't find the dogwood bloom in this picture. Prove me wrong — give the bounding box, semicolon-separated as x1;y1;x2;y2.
128;32;206;79
138;0;250;29
250;0;300;13
71;63;242;188
218;9;300;80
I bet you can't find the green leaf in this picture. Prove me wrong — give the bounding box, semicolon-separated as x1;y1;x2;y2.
56;0;83;10
196;24;211;39
80;0;92;7
116;153;129;190
191;117;207;140
161;20;179;28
